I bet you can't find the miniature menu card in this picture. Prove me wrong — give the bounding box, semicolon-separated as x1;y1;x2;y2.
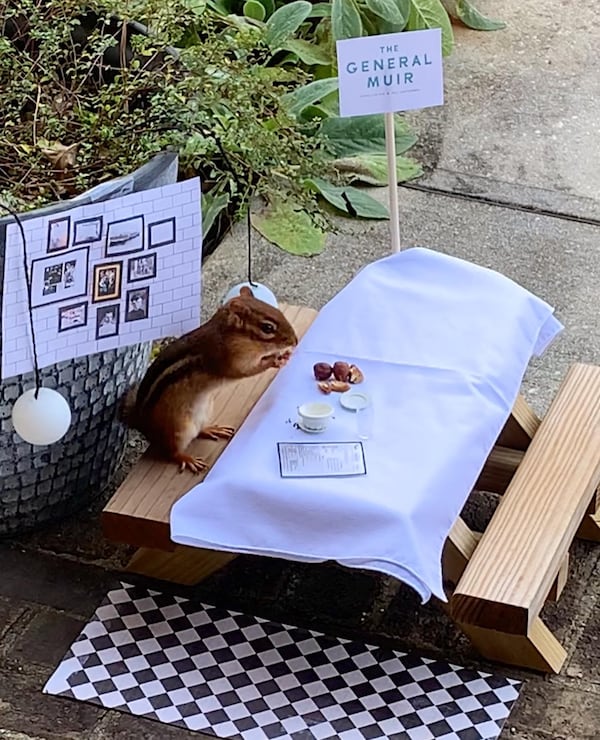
277;441;366;478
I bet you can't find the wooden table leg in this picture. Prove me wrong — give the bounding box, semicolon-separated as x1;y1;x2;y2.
442;517;479;592
124;545;237;586
442;395;541;590
444;517;567;673
457;619;566;674
577;488;600;542
496;394;541;450
447;367;600;674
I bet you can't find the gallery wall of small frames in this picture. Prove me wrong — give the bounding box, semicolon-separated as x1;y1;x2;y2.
1;180;202;379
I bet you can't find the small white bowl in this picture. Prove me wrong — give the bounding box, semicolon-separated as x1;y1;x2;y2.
297;401;334;433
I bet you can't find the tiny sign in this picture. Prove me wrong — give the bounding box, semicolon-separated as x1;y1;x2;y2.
336;28;443;118
277;442;366;478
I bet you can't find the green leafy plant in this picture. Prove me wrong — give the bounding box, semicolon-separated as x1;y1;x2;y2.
0;0;423;255
0;0;330;252
195;0;504;251
209;0;505;62
0;0;503;256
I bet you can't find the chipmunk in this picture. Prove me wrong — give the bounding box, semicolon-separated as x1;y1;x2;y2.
121;286;298;473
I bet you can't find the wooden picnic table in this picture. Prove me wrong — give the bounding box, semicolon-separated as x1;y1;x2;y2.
102;303;600;673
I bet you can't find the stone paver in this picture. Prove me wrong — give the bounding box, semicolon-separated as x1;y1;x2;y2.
2;1;600;738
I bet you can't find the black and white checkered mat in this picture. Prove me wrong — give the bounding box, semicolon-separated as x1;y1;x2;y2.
44;583;521;739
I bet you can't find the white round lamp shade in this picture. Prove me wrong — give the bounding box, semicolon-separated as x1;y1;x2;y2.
12;387;72;445
222;282;278;308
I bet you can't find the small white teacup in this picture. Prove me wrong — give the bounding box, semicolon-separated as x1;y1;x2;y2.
297;402;334;434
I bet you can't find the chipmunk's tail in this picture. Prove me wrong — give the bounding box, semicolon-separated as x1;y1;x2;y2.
118;384;140;430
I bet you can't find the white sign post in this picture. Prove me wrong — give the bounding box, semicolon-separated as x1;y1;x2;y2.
336;29;444;252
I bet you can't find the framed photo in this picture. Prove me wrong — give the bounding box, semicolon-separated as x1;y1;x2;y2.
95;303;120;340
63;258;77;290
73;216;103;245
148;217;176;248
127;253;157;283
31;247;89;308
47;216;70;253
105;215;144;256
58;301;88;333
42;263;63;296
92;261;122;302
125;286;150;323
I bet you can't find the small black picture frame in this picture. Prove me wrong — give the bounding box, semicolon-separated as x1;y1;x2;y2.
92;261;123;303
73;216;103;245
47;216;70;253
127;252;157;283
57;301;88;333
95;303;120;340
124;285;150;323
148;217;176;248
31;246;89;309
105;215;145;257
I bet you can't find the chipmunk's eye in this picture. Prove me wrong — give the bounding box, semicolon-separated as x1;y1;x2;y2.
260;321;276;334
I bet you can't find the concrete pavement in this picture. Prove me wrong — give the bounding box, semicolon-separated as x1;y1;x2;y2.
2;0;600;738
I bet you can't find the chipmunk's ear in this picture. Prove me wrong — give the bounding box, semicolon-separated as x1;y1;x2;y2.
239;285;254;298
225;296;252;329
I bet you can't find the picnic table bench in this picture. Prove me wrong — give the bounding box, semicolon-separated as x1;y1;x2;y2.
102;303;600;674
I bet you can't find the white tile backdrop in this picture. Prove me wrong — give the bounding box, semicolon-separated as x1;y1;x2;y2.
1;178;202;379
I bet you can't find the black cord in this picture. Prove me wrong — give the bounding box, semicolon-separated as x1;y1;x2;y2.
0;205;42;396
198;125;257;289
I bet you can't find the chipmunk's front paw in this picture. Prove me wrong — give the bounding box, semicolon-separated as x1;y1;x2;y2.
173;453;208;474
199;425;235;441
260;349;293;371
273;349;293;368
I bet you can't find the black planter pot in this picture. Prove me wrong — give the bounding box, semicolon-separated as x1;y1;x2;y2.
0;152;178;537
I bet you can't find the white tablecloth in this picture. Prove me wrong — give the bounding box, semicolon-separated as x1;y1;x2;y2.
171;248;563;602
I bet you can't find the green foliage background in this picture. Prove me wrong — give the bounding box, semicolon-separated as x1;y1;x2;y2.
0;0;503;254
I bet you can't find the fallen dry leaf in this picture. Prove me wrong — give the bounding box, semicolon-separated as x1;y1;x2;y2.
39;140;79;172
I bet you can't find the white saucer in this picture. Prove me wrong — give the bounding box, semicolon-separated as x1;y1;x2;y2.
297;422;326;434
339;391;370;411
